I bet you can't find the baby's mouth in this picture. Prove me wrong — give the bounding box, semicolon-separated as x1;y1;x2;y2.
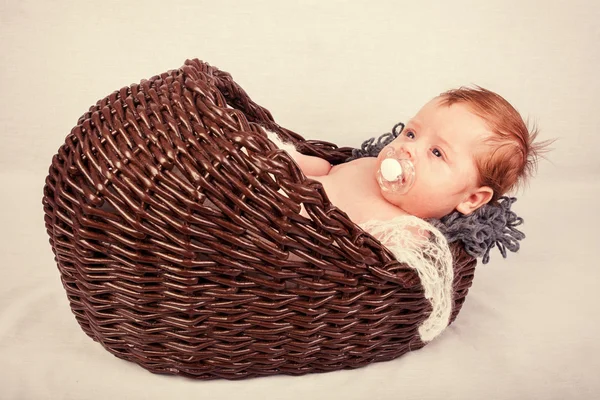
376;155;416;194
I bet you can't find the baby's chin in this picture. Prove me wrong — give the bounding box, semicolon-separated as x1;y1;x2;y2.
379;189;412;214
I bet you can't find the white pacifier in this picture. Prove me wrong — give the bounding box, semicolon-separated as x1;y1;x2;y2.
377;146;415;194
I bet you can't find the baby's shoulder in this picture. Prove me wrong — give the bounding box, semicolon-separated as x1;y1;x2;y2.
330;156;377;175
347;156;378;167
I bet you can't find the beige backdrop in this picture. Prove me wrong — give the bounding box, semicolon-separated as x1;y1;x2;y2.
1;1;599;399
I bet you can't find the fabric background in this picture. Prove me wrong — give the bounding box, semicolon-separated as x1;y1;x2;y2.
1;1;598;399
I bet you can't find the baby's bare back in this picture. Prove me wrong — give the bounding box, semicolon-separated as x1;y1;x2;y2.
307;157;406;224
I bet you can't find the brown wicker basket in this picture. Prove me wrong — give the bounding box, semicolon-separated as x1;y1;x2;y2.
42;59;477;380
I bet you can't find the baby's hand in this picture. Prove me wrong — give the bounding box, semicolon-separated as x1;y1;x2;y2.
287;149;332;177
263;128;332;177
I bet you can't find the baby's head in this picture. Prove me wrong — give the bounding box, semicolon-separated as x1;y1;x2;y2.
377;86;547;219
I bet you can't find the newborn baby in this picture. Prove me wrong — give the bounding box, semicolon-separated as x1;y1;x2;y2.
270;86;544;226
264;86;546;342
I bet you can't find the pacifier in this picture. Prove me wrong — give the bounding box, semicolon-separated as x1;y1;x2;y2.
376;146;415;194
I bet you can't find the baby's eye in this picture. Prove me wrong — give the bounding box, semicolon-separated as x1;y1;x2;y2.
405;131;415;139
432;148;443;158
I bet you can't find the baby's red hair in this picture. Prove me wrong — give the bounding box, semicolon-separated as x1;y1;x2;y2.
438;86;549;203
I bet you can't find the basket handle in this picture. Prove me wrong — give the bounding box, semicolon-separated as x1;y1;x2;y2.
185;59;355;165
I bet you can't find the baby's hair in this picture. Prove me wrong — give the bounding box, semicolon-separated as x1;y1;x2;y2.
438;86;551;203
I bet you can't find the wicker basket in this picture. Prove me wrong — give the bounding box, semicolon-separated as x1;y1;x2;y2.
42;59;477;380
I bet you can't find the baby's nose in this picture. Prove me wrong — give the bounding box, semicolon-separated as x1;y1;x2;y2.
398;145;414;160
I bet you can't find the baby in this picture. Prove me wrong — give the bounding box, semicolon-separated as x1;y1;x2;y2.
266;86;548;342
273;86;545;227
265;86;546;342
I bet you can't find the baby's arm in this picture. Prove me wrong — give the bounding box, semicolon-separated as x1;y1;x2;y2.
287;148;332;176
263;128;332;176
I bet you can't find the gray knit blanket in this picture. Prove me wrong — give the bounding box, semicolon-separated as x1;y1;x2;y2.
347;122;525;264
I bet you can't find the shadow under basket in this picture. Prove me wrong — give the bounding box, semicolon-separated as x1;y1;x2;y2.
42;59;477;380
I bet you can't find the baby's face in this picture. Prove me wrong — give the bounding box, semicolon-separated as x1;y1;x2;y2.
377;97;491;219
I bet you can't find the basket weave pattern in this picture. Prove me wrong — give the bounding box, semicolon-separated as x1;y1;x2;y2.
42;59;477;380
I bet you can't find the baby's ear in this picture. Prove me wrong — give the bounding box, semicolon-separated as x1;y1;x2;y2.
456;186;493;215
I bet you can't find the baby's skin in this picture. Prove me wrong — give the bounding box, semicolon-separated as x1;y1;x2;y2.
293;155;404;224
